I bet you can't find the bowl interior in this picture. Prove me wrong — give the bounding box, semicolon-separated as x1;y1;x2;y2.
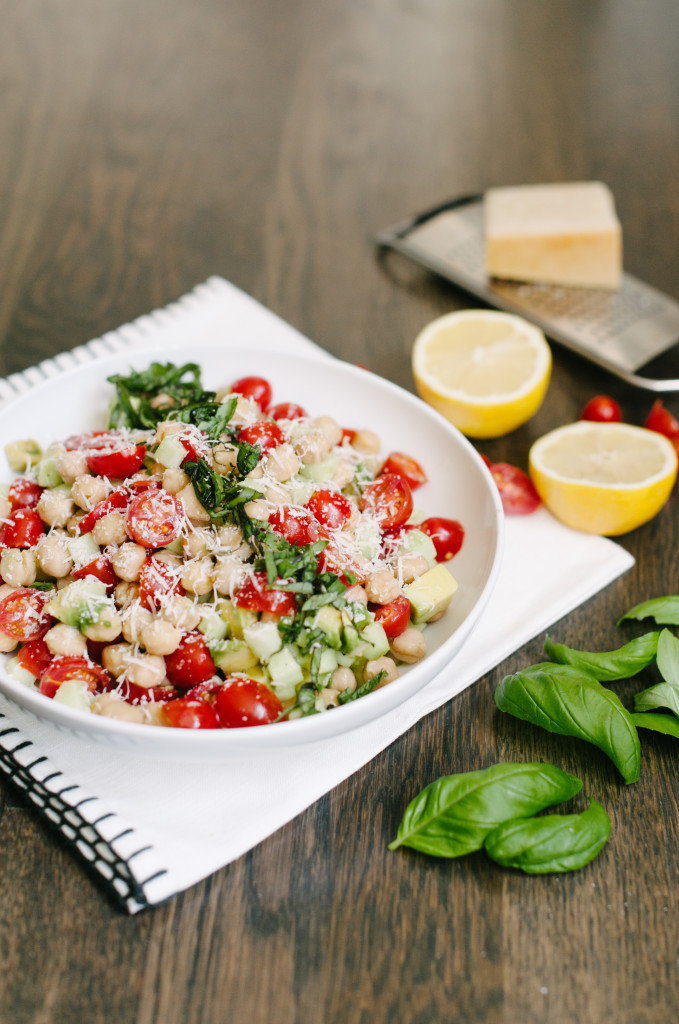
0;345;503;755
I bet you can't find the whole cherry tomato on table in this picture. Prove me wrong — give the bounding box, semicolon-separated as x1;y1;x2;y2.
229;376;272;412
644;399;679;448
489;462;541;515
214;677;283;728
580;395;623;423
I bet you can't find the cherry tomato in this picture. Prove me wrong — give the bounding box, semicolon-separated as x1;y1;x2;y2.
316;543;366;585
478;452;492;469
138;556;184;610
77;486;130;534
72;554;118;591
116;680;179;706
230;376;272;412
0;588;51;642
580;395;623;423
127;488;184;548
269;401;307;421
164;697;220;729
178;436;203;465
214;677;283;728
86;443;146;479
8;478;43;510
372;595;411;637
38;656;111;698
0;508;45;549
237;421;284;454
269;505;321;546
305;489;353;530
341;428;356;444
419;517;465;561
381;452;428;490
233;572;298;617
17;637;53;678
64;430;110;451
360;473;413;530
644;399;679;446
164;632;216;688
490;462;541;515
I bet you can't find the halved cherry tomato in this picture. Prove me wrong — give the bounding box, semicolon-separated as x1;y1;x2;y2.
178;436;203;465
580;395;623;423
381;452;428;490
269;505;321;546
77;486;130;534
645;399;679;447
164;697;220;729
372;595;411;637
116;680;179;706
215;677;283;728
127;489;184;549
138;556;184;610
17;637;53;677
0;588;51;641
490;462;540;515
38;656;111;698
72;554;118;591
230;376;272;412
233;572;298;617
0;508;45;549
269;401;307;421
64;430;110;451
237;421;284;454
8;478;43;510
341;428;356;444
86;443;146;479
305;489;353;530
164;632;216;688
317;544;366;585
360;473;413;530
419;517;465;561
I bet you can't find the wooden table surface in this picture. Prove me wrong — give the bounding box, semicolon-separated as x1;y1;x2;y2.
1;2;677;1022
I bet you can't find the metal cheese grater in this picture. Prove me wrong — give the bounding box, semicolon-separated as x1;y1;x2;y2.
376;194;679;391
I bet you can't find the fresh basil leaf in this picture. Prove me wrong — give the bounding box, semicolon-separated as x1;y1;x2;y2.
388;762;582;858
634;681;679;717
237;442;261;476
656;628;679;686
495;664;641;784
631;711;679;739
337;670;386;705
618;595;679;626
484;798;611;874
544;631;659;681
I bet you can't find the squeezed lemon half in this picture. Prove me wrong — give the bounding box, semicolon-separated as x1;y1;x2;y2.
529;421;678;535
411;310;552;438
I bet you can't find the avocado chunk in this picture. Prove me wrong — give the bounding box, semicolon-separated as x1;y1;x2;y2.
404;564;458;624
46;578;113;631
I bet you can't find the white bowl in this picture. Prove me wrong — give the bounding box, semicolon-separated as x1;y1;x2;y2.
0;345;504;756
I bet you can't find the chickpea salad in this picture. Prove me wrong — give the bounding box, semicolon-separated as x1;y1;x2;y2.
0;361;465;730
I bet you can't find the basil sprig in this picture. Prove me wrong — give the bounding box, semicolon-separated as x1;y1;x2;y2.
544;631;659;681
618;595;679;626
484;798;611;874
388;762;582;858
495;663;641;784
107;361;208;429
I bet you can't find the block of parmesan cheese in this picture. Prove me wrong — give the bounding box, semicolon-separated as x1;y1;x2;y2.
484;181;622;290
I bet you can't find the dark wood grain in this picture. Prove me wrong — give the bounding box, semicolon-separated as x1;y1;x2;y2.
0;2;678;1022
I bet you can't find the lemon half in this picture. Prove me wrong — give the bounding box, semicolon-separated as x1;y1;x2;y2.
529;421;678;535
412;310;552;438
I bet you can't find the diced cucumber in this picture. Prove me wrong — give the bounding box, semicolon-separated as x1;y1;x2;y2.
210;638;259;672
268;645;304;688
67;532;100;568
5;656;37;688
52;679;94;712
298;453;338;482
162;537;184;556
198;606;230;641
243;620;283;662
312;605;343;649
154;435;187;470
352;517;381;560
219;601;259;639
356;621;390;659
397;528;437;569
36;457;64;488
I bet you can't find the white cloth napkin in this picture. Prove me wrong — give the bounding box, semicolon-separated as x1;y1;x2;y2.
0;278;635;912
